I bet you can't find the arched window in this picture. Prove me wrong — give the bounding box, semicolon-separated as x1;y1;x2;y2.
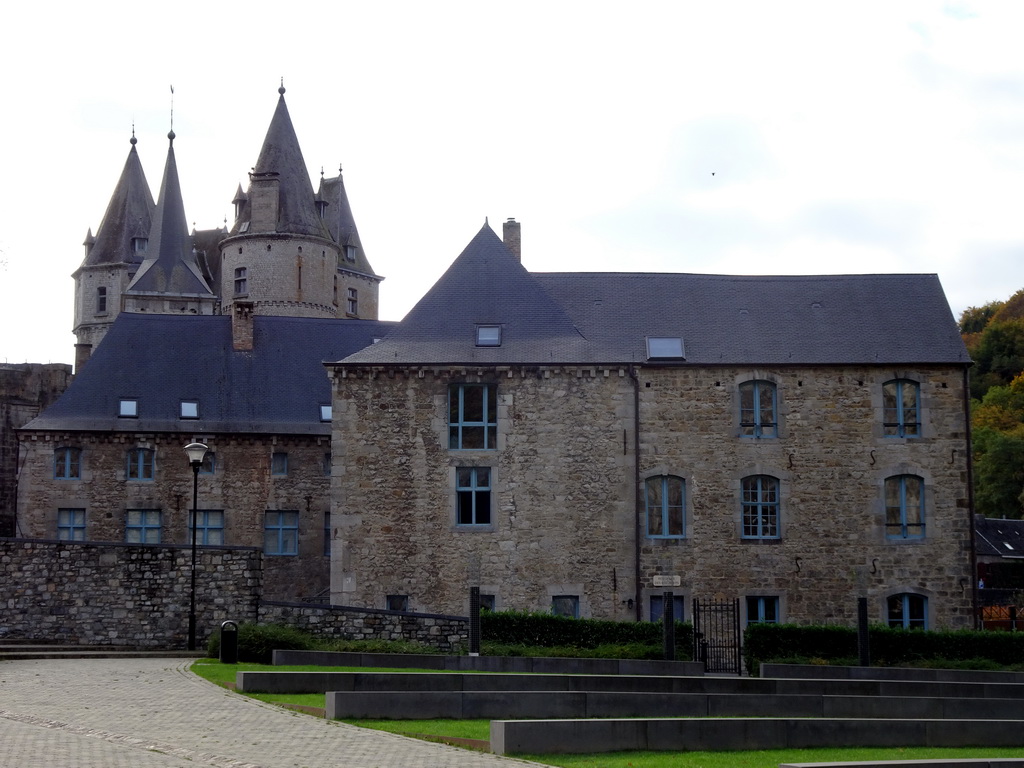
883;379;920;437
739;380;777;438
645;475;685;538
885;475;925;539
887;593;927;629
741;475;780;539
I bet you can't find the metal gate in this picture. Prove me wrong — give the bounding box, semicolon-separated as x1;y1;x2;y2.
692;598;742;674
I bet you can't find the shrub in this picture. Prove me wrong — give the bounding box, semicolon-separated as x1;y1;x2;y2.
207;622;318;664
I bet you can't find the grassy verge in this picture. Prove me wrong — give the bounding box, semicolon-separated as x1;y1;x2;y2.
191;661;1024;767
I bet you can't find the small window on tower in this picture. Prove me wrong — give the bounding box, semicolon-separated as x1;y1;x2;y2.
346;288;358;315
132;237;148;254
96;287;107;315
344;245;357;262
234;267;248;296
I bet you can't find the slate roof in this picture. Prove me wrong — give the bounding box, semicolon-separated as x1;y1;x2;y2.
976;517;1024;560
125;134;215;298
23;313;395;434
336;223;971;368
229;86;330;240
75;135;155;272
317;172;379;279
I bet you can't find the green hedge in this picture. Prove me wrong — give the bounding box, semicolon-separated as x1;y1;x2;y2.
482;610;693;658
744;623;1024;674
207;622;318;664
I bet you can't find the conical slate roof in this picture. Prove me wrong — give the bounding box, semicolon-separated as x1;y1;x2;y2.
231;86;329;239
77;135;155;271
339;223;591;364
318;171;378;277
125;133;214;297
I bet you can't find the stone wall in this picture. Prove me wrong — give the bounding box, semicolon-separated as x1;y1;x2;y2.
0;538;261;646
330;363;974;628
0;364;72;536
15;431;331;601
260;601;468;653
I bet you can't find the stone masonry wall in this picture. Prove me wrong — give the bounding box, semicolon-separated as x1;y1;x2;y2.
0;538;261;646
260;601;468;653
0;364;72;536
330;363;974;629
16;431;331;601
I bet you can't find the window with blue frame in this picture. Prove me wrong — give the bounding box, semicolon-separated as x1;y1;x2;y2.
739;380;777;438
188;510;225;546
741;475;780;539
57;508;86;540
125;509;161;543
551;595;579;618
199;452;215;475
457;467;492;525
887;593;927;629
645;475;685;538
271;452;288;476
54;447;81;479
449;384;497;449
746;596;780;625
883;379;920;437
264;510;298;555
650;594;685;622
885;475;925;539
126;448;155;481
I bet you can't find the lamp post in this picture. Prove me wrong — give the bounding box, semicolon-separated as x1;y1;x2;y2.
184;442;209;651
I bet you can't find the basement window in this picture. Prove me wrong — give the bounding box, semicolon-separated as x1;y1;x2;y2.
646;337;684;360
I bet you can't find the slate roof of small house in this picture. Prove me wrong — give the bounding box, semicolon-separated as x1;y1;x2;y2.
23;313;395;434
976;517;1024;559
335;223;971;367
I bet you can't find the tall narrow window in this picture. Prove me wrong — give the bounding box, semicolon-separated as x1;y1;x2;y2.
126;448;155;481
346;287;358;315
264;510;299;555
189;510;225;546
96;286;107;314
449;384;497;449
746;596;780;625
883;379;920;437
323;511;331;557
54;447;81;479
234;267;248;296
885;475;925;539
645;475;685;538
457;467;492;525
741;475;780;539
739;380;777;438
57;508;86;541
126;509;161;543
887;593;927;629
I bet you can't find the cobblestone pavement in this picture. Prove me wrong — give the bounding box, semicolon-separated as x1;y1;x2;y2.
0;658;546;768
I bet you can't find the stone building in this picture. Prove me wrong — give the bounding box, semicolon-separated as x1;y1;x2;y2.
327;223;976;629
17;86;390;600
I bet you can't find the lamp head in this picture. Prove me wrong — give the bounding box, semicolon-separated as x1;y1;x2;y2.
184;442;209;467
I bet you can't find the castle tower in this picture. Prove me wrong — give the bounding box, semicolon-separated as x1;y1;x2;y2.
220;84;381;320
72;132;155;371
123;131;217;317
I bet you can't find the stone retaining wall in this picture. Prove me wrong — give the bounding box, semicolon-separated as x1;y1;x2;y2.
0;538;261;647
259;601;468;653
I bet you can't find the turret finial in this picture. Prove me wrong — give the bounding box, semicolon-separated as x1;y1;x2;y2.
130;121;137;147
279;77;285;96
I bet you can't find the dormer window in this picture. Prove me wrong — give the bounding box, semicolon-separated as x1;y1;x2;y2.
476;325;502;347
316;199;328;218
132;237;148;254
344;245;357;262
646;337;685;359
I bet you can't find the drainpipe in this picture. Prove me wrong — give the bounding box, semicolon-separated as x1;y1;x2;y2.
962;366;979;629
630;366;642;621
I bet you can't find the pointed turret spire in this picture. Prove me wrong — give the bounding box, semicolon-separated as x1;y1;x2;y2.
126;131;215;298
318;165;378;277
77;133;155;269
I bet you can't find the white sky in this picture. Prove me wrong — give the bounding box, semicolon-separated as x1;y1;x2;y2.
1;1;1022;365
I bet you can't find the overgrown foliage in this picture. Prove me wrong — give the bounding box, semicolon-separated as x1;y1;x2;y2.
744;622;1024;675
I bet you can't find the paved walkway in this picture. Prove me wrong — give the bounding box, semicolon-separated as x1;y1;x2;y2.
0;658;545;768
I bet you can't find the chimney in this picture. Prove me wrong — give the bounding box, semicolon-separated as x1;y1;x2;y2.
502;218;521;262
232;301;255;351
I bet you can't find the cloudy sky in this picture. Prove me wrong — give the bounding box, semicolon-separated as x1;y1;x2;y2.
1;1;1021;365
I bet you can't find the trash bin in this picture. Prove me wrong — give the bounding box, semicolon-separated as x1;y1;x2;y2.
220;620;238;664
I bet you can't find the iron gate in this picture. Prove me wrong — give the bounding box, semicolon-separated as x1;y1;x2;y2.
692;597;742;674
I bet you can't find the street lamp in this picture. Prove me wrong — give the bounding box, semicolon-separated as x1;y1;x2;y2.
184;442;209;651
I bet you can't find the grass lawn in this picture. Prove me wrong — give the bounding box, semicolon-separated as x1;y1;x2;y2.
190;661;1024;767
